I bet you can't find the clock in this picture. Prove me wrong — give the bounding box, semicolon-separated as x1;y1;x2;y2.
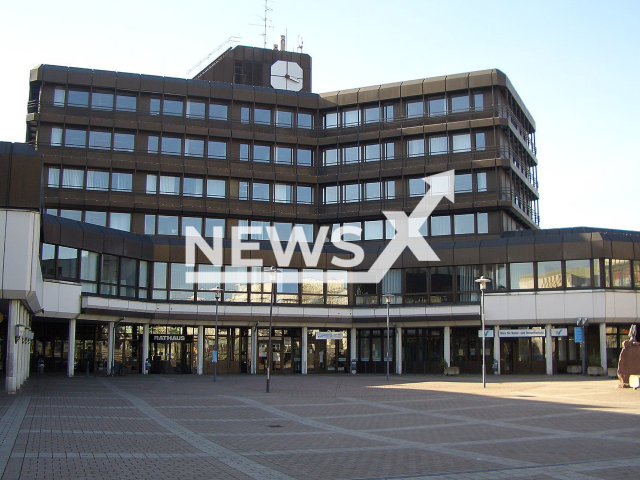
270;61;303;91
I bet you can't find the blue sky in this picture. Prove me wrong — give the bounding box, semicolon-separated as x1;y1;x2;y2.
2;0;639;231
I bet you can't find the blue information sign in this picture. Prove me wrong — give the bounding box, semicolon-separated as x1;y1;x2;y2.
212;351;218;363
574;327;583;343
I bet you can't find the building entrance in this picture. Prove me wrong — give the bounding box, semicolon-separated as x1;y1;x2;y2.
149;334;193;374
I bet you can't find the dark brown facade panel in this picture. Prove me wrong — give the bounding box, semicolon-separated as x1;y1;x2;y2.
421;76;446;95
337;90;358;106
92;70;117;89
67;67;93;86
445;73;469;92
400;79;423;98
610;240;635;259
468;70;494;89
357;86;380;104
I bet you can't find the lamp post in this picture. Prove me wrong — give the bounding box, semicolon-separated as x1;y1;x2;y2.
266;266;281;393
475;276;491;388
212;286;222;382
382;294;394;381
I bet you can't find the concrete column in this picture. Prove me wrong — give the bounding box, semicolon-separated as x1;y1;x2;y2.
545;324;553;375
142;324;150;374
301;327;308;374
197;325;204;375
6;300;19;393
395;327;402;375
599;322;607;370
107;321;115;375
68;318;76;377
444;326;451;367
493;326;500;375
250;325;257;374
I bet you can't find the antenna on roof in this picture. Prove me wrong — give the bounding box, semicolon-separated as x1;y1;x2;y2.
250;0;273;48
297;36;303;53
187;36;240;77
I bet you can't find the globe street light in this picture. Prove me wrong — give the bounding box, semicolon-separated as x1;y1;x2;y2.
382;294;394;381
212;286;222;382
475;276;491;388
266;266;281;393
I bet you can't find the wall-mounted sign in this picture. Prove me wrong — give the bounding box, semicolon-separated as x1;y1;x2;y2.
151;335;191;342
552;328;568;337
478;329;494;338
574;327;583;343
316;332;343;340
499;329;545;338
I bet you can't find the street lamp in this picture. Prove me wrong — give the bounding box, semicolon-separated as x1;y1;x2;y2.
266;266;281;393
382;294;394;381
475;276;491;388
212;286;222;383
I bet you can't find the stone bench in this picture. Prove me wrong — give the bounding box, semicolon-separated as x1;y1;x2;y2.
567;365;582;374
444;366;460;376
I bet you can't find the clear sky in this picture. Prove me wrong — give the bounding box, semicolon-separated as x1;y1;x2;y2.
2;0;639;231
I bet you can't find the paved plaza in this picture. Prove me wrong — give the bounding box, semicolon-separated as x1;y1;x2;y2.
1;373;639;479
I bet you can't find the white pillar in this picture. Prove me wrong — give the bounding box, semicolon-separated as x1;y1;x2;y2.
444;325;451;367
68;318;76;377
545;324;553;375
197;325;204;375
142;324;150;374
395;327;402;375
107;321;115;375
250;325;257;374
599;322;607;370
301;327;308;374
493;326;500;375
6;300;19;393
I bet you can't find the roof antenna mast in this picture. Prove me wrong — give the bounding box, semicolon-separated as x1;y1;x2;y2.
253;0;273;48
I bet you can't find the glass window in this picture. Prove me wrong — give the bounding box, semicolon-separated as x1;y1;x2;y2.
593;259;602;287
53;88;65;107
323;148;338;166
183;177;203;197
253;145;271;163
364;106;380;124
80;250;99;290
297;112;313;129
47;167;60;187
452;133;471;152
56;246;78;279
250;221;269;240
185;138;204;157
51;127;63;146
224;266;248;302
364;182;381;201
182;217;202;236
364;144;380;162
116;95;137;112
276;110;293;128
324;186;338;204
343;146;359;164
254;108;271;125
477;212;489;234
510;262;534;290
274;184;293;203
207;179;225;198
407;138;425;157
324;112;338;129
111;172;132;192
205;218;225;238
406;101;423;118
384;142;395;160
364;220;384;240
297;149;312;166
455;174;473;193
207;140;226;159
253;183;270;201
538;261;562;289
67;90;89;108
475;132;486;151
119;257;137;297
239;144;250;162
276;147;293;165
408;177;426;197
88;131;111;150
146;174;157;194
297;185;313;204
62;169;84;189
608;259;632;287
274;222;293;241
158;215;179;235
147;135;159;153
428;98;446;116
161;137;182;156
383;104;394;122
239;181;249;200
454;214;475;235
296;224;313;243
240;106;251;124
342;109;360;127
343;184;360;203
385;180;395;199
163;99;183;116
86;170;109;191
451;95;469;112
150;98;161;115
159;176;180;195
153;262;168;298
60;209;82;221
409;217;428;237
113;133;134;152
186;100;205;119
64;129;86;148
109;212;131;232
431;216;451;236
91;92;113;110
477;172;487;192
429;136;448;155
144;214;156;235
209;104;228;120
473;93;484;111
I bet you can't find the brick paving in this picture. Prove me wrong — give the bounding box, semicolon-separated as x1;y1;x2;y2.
1;374;639;479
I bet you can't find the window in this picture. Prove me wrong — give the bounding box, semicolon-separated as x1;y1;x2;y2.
80;250;99;293
185;138;204;157
510;262;534;290
455;174;472;193
206;179;225;199
250;221;269;240
68;90;89;108
183;177;203;197
253;183;270;201
53;88;65;107
116;95;137;112
343;146;359;164
475;132;486;151
146;174;157;194
324;112;338;129
409;217;428;237
186;101;205;119
407;101;423;118
114;133;134;152
62;169;84;189
275;147;293;165
163;99;183;116
150;98;161;115
324;186;338;204
477;212;489;234
86;170;109;191
111;172;132;192
147;135;159;154
60;209;82;221
207;140;226;159
363;106;380;124
606;259;632;288
428;98;446;116
253;145;271;163
298;112;313;129
56;246;78;280
454;214;475;234
297;149;312;166
383;105;394;122
477;172;487;192
473;93;484;111
205;218;225;238
159;176;180;195
430;267;453;302
152;262;168;300
240;144;250;161
274;222;293;241
91;92;113;111
364;182;381;201
274;184;293;203
343;184;360;203
364;220;383;240
408;178;426;197
182;217;202;236
51;128;63;146
109;212;131;232
144;215;156;235
47;167;60;187
276;110;293;128
327;270;348;305
382;269;402;303
254;108;271;125
65;129;86;148
239;181;249;200
161;137;182;156
407;138;425;157
297;185;313;204
158;215;179;235
302;269;324;303
342;109;360;127
240;106;251;124
451;95;469;112
429;136;448;155
323;148;338;166
452;133;471;152
364;144;380;162
538;261;562;289
209;104;228;120
385;180;395;199
565;259;590;288
89;131;111;150
431;216;451;236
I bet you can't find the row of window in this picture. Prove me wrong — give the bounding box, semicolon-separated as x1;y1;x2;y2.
45;208;131;232
47;168;132;192
54;88;137;112
323;181;396;204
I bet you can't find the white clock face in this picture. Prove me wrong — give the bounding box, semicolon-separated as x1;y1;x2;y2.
270;61;303;91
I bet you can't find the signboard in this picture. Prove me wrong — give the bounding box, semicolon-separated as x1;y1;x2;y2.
151;335;192;342
574;327;583;343
499;329;545;338
316;332;343;340
478;329;494;338
552;328;568;337
212;351;218;363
